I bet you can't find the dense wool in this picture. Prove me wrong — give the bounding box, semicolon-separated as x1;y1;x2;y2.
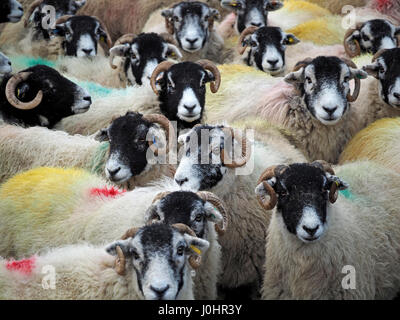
305;0;368;14
339;118;400;174
262;161;400;299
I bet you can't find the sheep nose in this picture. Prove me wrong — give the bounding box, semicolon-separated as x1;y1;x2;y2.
175;177;188;186
184;104;196;112
267;59;279;66
150;285;170;298
82;48;93;55
393;92;400;100
323;106;338;115
83;96;92;104
107;167;121;177
18;6;23;11
250;22;262;27
186;38;198;45
8;61;11;66
303;225;319;236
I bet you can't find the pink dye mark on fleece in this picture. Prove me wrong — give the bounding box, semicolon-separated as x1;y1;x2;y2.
90;187;126;198
6;257;36;275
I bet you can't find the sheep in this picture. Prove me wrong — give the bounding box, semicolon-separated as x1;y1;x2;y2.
256;160;400;299
0;112;176;187
0;0;24;23
0;168;228;300
55;60;221;135
0;52;12;82
339;117;400;174
143;1;230;64
0;64;91;128
0;223;209;300
173;123;306;298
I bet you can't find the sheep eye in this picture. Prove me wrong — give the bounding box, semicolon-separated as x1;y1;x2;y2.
379;66;385;73
195;214;202;222
362;34;369;42
130;249;140;260
306;77;312;84
344;76;350;83
177;245;185;256
204;15;209;22
174;16;179;22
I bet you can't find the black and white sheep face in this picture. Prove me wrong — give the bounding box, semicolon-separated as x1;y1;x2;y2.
221;0;283;33
107;224;209;300
53;16;107;57
0;52;12;79
346;19;400;54
285;56;368;125
244;26;299;74
162;1;219;53
146;191;223;239
95;112;163;184
174;125;230;191
255;164;348;243
363;48;400;108
0;65;91;127
157;62;214;129
0;0;23;23
110;33;182;86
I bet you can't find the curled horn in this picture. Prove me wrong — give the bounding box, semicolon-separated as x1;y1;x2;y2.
109;33;136;69
92;16;113;48
55;15;73;25
343;22;363;58
237;26;258;55
341;58;361;102
150;61;175;95
293;57;313;72
164;16;175;35
196;59;221;93
24;0;43;28
172;223;202;269
197;191;228;237
372;49;388;62
151;191;172;204
256;165;288;210
311;160;338;204
114;227;140;275
5;72;43;110
220;127;251;168
142;113;174;156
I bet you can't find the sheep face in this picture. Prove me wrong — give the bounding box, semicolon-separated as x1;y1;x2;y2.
345;19;400;55
0;52;12;79
0;0;23;23
363;48;400;108
255;163;348;243
157;62;214;130
221;0;283;33
107;224;209;300
95;112;165;184
175;125;238;191
0;65;91;127
285;56;368;125
110;33;182;86
145;191;223;239
29;0;86;40
52;16;108;57
162;1;220;53
243;26;299;75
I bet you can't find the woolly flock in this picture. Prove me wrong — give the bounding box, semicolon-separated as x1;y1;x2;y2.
0;0;399;300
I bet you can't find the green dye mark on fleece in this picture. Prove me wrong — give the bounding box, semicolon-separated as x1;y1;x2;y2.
10;56;56;69
340;189;355;200
76;81;113;99
90;142;109;175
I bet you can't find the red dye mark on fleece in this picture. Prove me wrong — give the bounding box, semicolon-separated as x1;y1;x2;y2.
90;187;126;198
6;257;36;275
375;0;393;10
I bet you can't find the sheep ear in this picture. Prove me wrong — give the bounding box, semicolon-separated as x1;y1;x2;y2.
284;68;304;84
144;204;162;223
362;63;380;79
178;131;190;145
349;67;368;80
184;234;210;256
204;202;223;224
266;1;284;11
109;44;129;57
344;30;360;51
52;24;66;37
161;9;174;18
326;175;349;191
283;33;300;45
74;0;86;9
166;44;183;60
94;128;109;142
106;239;132;256
210;9;221;20
220;0;243;10
395;27;400;35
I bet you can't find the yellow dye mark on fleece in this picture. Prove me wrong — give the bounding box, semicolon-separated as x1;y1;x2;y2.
0;167;92;215
284;0;331;17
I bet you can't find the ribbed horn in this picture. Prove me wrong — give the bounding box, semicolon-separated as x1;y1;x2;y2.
220;127;251;168
24;0;43;28
114;246;126;276
142;113;174;156
372;49;388;62
256;166;279;210
151;191;172;204
293;57;313;72
237;26;258;55
197;191;228;237
196;59;221;93
92;16;113;48
341;58;361;102
311;160;338;203
5;72;43;110
150;61;175;95
55;15;73;25
109;33;136;69
343;23;363;58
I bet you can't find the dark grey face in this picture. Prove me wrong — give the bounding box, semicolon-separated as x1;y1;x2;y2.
0;0;23;23
146;191;223;239
363;48;400;108
243;26;299;74
53;16;107;57
0;52;12;78
284;56;368;125
110;33;182;86
0;65;91;128
106;223;209;300
95;112;163;183
157;62;214;130
31;0;86;39
346;19;400;54
162;1;220;52
221;0;283;33
174;125;229;191
255;163;348;242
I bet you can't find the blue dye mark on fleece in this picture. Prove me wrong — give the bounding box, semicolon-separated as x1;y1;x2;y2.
340;189;354;200
75;81;113;99
11;56;56;68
